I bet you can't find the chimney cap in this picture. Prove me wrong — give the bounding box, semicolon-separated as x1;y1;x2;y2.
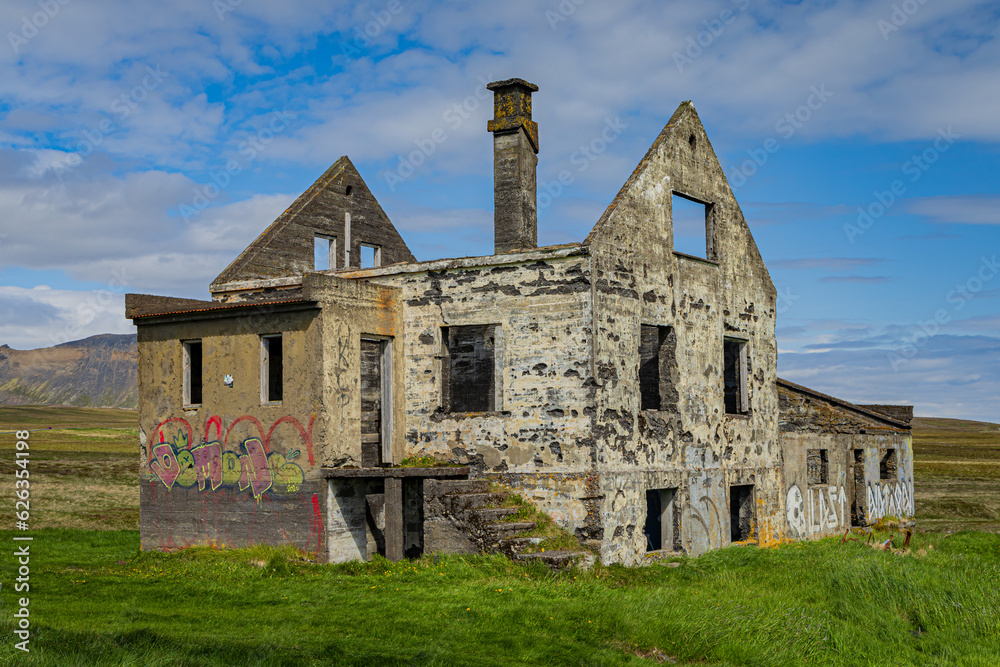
486;78;539;92
487;77;539;153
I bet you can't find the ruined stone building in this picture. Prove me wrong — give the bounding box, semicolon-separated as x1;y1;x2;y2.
127;79;914;565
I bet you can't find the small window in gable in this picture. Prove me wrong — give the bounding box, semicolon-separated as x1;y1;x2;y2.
361;244;381;269
671;193;714;260
314;235;336;271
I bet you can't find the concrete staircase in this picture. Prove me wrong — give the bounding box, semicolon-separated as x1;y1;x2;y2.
423;479;594;568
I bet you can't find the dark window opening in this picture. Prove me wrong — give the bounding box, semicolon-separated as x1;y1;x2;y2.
360;244;381;269
442;325;497;413
314;235;335;271
807;449;829;485
672;192;713;259
851;449;865;527
639;325;676;411
730;485;755;542
184;340;202;406
262;335;283;403
345;185;353;196
880;449;897;481
644;488;681;552
724;338;748;415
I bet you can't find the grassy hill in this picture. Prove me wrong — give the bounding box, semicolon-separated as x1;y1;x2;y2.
911;416;1000;534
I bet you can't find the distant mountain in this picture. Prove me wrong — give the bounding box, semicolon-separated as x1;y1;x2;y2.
0;334;137;408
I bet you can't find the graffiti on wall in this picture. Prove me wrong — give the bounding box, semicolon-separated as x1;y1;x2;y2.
786;484;847;537
866;482;913;520
147;414;314;500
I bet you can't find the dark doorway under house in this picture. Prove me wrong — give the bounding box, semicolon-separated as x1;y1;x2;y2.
730;485;755;542
644;488;681;552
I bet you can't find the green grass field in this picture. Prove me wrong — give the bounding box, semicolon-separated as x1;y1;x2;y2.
0;406;998;665
0;529;998;666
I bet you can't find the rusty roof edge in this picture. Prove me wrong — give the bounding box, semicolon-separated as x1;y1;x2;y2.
777;377;912;431
129;298;314;321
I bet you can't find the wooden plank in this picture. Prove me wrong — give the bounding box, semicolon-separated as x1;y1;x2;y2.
361;433;381;444
385;477;403;562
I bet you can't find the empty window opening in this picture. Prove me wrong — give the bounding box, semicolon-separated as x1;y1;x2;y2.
345;185;353;196
442;325;497;413
314;235;336;271
644;488;681;552
807;449;829;485
672;192;713;259
851;449;865;527
261;334;283;403
639;325;677;411
723;338;749;415
183;340;203;406
880;449;897;481
730;485;755;543
361;338;392;467
688;134;697;149
360;244;381;269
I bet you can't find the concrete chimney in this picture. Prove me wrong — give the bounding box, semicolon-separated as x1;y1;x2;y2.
487;78;539;254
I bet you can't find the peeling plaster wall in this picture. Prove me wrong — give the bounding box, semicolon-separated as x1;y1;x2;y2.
302;274;405;468
586;103;782;563
779;384;914;539
363;251;600;543
136;306;327;559
135;274;404;563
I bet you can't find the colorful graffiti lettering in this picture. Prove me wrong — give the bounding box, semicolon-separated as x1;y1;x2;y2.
148;414;313;500
149;436;303;499
786;484;847;538
866;482;913;520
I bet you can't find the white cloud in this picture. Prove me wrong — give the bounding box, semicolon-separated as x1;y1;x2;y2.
0;285;134;350
0;157;294;295
906;195;1000;225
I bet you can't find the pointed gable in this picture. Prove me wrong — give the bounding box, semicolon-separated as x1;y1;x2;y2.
583;101;773;295
211;156;415;290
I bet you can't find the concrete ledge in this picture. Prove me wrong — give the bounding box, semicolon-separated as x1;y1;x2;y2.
322;467;470;479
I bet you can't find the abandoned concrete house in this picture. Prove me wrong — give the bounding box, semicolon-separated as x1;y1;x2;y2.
126;79;914;565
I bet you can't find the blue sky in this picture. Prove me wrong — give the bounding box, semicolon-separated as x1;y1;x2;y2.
0;0;997;420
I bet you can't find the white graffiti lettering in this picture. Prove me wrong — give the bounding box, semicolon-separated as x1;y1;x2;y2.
866;482;914;520
786;484;847;538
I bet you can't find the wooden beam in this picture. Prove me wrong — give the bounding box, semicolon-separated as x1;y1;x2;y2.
385;477;404;561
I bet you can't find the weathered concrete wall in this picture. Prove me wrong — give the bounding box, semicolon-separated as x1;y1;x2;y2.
585;102;782;563
134;274;404;563
778;381;914;538
302;273;405;468
353;247;600;544
136;304;327;558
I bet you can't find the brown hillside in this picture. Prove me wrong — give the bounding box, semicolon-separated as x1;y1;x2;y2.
0;334;137;408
